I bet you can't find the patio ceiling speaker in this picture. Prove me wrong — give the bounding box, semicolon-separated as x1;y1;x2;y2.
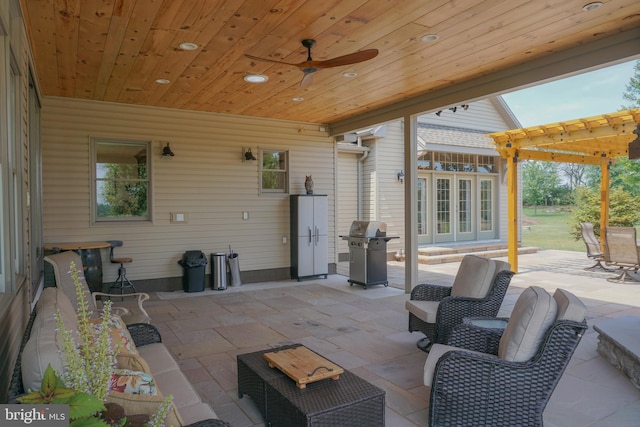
245;39;378;88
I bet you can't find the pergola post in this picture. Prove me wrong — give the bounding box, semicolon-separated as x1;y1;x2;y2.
600;160;610;240
507;151;519;273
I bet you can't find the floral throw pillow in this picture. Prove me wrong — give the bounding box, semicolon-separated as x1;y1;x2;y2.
110;369;157;395
90;314;137;354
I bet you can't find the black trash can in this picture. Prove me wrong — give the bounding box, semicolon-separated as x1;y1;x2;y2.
178;250;207;293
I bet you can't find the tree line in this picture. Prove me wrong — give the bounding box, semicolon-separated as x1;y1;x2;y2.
522;60;640;239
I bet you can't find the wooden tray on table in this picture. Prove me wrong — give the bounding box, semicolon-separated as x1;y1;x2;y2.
263;346;344;389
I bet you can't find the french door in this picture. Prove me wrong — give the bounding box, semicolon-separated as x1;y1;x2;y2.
421;174;496;244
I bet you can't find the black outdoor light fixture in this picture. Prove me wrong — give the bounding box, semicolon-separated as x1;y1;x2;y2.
397;170;405;183
162;142;175;157
244;148;257;161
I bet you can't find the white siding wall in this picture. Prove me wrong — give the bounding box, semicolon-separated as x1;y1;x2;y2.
419;99;513;131
337;152;359;255
362;99;513;247
42;97;335;283
368;122;404;254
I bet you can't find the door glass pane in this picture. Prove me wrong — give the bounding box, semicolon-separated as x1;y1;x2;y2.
436;178;450;234
458;179;471;233
418;178;427;235
481;179;493;231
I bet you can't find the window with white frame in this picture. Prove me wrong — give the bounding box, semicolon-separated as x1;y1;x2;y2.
260;149;289;193
92;139;151;222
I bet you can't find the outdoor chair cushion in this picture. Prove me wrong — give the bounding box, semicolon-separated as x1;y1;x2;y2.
406;255;498;323
423;343;491;387
423;286;574;387
498;286;557;362
405;300;440;323
553;288;587;322
450;255;497;298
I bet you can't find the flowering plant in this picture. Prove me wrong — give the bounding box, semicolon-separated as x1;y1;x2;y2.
56;262;118;400
19;261;172;427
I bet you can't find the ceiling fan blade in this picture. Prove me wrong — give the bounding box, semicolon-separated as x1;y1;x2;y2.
300;71;315;88
245;54;299;67
307;49;379;69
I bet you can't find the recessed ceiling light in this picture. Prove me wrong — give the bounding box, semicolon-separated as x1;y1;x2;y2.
342;71;358;78
179;42;198;51
421;34;440;43
155;78;170;84
582;2;603;11
292;97;304;102
244;74;268;83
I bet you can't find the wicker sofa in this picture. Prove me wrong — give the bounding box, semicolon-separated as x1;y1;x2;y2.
10;286;230;427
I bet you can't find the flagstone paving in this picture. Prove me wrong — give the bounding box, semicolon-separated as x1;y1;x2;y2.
148;250;640;426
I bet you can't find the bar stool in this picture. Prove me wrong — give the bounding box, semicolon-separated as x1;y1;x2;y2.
107;240;137;294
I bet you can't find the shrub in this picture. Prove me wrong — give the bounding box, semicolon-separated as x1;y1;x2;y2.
570;186;640;239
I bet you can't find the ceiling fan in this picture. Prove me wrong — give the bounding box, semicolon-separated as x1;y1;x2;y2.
245;39;378;88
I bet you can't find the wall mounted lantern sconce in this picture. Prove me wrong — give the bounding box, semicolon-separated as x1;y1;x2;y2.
397;170;404;183
162;142;175;157
243;147;257;162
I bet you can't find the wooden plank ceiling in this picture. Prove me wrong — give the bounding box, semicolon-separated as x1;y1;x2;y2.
20;0;640;126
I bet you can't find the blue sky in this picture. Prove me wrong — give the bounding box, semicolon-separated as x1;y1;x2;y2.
501;59;638;127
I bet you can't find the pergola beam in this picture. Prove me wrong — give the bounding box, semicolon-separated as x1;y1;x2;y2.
509;150;609;165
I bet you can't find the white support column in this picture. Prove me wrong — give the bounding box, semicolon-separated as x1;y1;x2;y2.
404;116;418;293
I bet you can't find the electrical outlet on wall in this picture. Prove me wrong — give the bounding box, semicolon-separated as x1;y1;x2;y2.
171;212;188;223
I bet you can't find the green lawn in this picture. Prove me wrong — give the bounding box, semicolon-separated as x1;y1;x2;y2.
521;207;584;252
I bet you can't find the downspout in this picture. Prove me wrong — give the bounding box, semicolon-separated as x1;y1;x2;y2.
357;136;368;220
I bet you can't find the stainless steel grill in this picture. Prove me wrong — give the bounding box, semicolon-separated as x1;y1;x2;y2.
341;220;398;289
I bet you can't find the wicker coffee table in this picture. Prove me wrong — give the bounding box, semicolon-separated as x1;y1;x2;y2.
237;344;385;426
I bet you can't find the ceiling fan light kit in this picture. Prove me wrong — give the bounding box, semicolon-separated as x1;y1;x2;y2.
246;39;378;88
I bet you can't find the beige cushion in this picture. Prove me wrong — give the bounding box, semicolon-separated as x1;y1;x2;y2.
22;288;66;391
153;369;202;409
423;343;493;387
45;251;97;311
553;288;586;322
450;255;497;298
106;391;184;427
494;260;512;274
138;343;181;375
405;300;440;323
498;286;557;362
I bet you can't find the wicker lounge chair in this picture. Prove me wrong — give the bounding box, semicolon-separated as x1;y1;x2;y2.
45;250;151;324
603;226;640;283
580;222;612;271
406;255;513;351
424;287;587;427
